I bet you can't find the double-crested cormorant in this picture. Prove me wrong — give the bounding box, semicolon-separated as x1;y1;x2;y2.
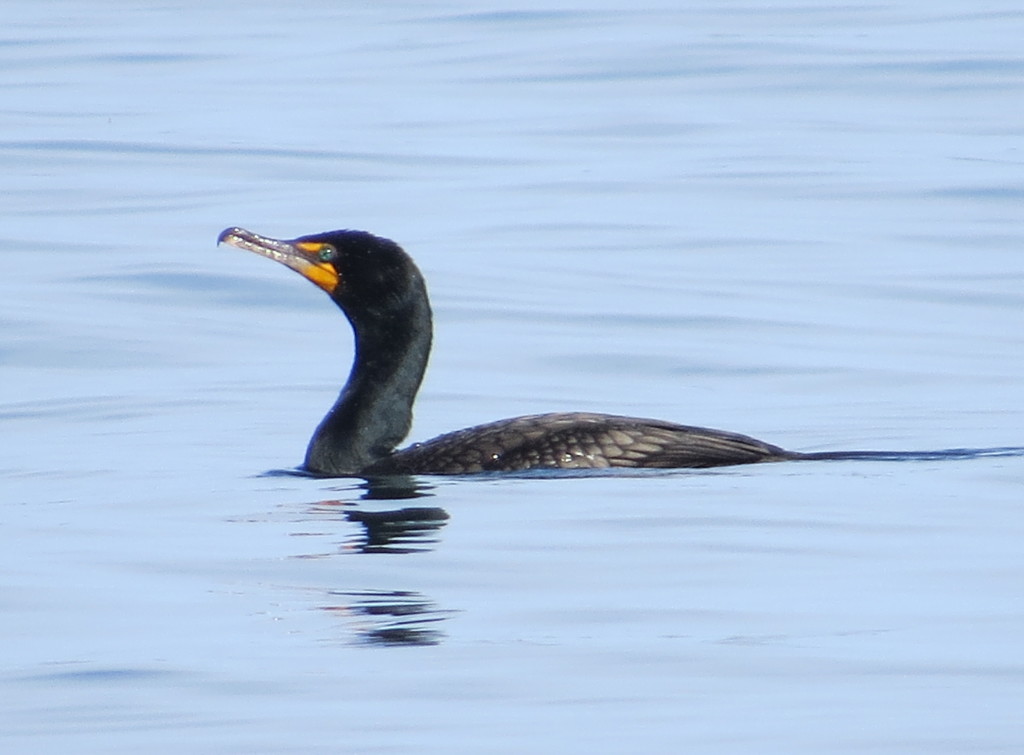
219;227;800;476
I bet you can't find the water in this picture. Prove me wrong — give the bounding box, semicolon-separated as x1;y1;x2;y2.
3;2;1024;752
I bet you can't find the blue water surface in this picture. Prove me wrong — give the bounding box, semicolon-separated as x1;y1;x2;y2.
2;2;1024;752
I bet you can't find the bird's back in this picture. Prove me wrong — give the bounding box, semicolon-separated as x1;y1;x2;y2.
363;412;795;475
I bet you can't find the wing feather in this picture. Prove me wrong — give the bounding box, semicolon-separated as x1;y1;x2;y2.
366;412;792;475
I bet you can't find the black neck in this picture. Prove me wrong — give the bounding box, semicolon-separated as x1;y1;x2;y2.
303;277;432;475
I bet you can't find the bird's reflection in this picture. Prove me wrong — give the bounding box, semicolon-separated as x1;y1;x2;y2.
289;477;455;644
321;589;453;646
297;476;448;555
358;474;433;500
344;506;449;554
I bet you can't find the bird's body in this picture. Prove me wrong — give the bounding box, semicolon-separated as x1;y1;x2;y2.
365;412;795;475
218;227;796;477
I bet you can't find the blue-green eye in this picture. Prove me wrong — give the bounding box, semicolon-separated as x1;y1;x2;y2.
318;246;337;263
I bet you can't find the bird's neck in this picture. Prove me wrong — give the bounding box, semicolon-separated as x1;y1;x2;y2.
304;295;432;475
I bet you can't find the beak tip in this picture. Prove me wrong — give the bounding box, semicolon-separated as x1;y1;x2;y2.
217;227;245;246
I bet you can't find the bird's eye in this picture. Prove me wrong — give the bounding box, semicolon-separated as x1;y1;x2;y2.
318;246;337;263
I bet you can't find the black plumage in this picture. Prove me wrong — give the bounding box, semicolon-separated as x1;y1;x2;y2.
366;413;793;474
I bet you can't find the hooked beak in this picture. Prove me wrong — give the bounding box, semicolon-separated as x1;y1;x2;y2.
218;227;339;294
